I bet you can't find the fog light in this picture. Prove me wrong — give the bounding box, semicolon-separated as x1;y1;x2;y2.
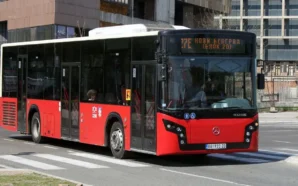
246;132;250;136
249;126;254;130
246;138;250;143
167;124;171;129
180;133;184;138
180;140;185;144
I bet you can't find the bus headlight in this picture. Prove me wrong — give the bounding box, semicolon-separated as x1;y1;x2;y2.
244;120;259;143
163;119;187;145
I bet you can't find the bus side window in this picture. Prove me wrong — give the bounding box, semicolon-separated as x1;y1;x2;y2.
80;40;104;103
104;38;131;106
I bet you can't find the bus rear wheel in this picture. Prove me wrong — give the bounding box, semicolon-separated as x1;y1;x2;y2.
31;112;44;143
109;121;127;159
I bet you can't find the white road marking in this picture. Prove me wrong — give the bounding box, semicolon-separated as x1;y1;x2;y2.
0;164;15;169
3;139;14;142
259;149;295;156
208;154;270;163
160;168;251;186
261;125;298;128
0;155;64;170
33;154;108;169
261;130;295;132
24;142;35;145
275;148;298;153
260;122;298;124
43;145;58;150
273;140;292;144
70;152;150;167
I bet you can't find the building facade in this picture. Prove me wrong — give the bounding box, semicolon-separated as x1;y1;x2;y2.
215;0;298;109
0;0;99;44
0;0;231;44
100;0;231;28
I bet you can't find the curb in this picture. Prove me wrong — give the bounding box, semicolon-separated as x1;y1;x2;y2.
284;156;298;165
0;169;92;186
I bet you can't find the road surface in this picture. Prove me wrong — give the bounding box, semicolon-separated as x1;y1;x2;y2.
0;121;297;186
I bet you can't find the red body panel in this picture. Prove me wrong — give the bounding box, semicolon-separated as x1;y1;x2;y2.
189;119;247;143
27;99;61;138
79;103;131;150
1;96;258;157
0;97;18;132
156;112;259;156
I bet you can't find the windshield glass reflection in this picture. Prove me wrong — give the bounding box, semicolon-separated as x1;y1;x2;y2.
165;56;255;110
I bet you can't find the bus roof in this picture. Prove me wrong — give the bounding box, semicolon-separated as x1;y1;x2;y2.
1;30;159;48
1;24;190;48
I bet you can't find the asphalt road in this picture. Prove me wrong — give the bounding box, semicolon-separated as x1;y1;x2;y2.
0;122;297;186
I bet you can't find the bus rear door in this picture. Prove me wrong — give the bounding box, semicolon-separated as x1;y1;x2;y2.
131;61;157;153
17;55;28;133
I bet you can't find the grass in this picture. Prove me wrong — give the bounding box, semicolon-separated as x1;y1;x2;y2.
0;172;77;186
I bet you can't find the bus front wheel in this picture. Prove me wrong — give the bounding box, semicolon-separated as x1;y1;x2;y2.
31;112;44;143
109;121;127;159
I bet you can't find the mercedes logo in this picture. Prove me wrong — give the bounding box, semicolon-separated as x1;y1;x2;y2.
212;127;220;136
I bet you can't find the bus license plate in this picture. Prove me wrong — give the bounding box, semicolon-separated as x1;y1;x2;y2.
205;143;227;150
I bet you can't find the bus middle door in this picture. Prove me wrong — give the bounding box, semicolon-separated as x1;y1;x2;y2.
130;62;156;153
61;62;81;141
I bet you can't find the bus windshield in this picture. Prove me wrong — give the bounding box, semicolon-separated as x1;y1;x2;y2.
165;56;255;110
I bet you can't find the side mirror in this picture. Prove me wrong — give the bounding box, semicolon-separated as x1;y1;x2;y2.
257;73;265;89
157;64;167;81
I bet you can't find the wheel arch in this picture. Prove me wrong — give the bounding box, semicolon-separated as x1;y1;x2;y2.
104;112;124;147
28;105;40;134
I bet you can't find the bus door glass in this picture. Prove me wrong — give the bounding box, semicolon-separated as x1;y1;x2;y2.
17;55;28;132
61;63;80;140
131;62;156;152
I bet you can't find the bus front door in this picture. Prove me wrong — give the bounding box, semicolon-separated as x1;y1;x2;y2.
131;62;156;153
61;63;81;141
17;55;28;133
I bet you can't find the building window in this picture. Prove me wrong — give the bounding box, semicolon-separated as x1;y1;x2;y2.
103;0;128;4
56;25;77;39
275;63;281;76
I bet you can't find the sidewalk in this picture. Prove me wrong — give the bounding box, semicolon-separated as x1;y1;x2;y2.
258;111;298;123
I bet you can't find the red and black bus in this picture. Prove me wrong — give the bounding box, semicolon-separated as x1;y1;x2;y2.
0;24;264;159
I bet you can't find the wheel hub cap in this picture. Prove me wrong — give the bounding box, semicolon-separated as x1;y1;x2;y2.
110;129;123;151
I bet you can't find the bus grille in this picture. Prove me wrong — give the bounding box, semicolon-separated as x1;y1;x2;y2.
2;101;17;126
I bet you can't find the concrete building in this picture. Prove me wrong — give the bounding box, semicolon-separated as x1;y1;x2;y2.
99;0;231;28
0;0;231;44
215;0;298;109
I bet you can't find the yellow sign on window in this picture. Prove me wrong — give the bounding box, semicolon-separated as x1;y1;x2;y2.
125;89;131;101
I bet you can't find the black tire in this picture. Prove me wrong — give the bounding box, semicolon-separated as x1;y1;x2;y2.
31;112;44;143
109;121;128;159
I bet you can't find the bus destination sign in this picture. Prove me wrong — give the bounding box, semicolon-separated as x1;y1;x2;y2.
180;36;246;54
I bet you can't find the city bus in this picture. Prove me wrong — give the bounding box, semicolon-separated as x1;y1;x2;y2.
0;24;264;159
